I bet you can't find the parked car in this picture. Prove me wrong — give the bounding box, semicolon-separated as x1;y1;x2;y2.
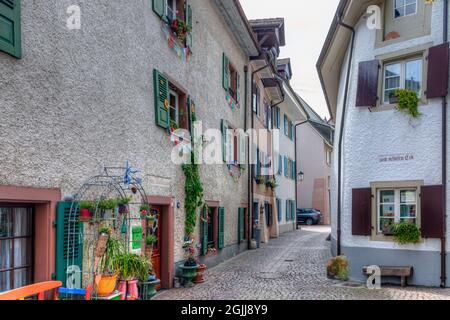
297;209;322;226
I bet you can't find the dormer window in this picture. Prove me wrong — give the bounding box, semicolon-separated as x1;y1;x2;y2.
394;0;417;19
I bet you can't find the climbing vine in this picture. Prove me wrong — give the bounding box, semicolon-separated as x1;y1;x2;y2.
393;89;421;118
182;162;204;236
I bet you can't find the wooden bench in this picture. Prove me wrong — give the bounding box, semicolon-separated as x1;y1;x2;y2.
363;266;413;287
0;281;62;300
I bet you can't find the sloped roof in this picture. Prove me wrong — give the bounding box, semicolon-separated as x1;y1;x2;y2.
249;18;286;46
295;94;334;146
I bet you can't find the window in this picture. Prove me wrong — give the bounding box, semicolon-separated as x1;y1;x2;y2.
166;0;177;21
278;154;283;175
394;0;417;19
253;83;260;116
326;149;332;166
383;57;423;103
223;54;240;103
377;188;418;235
228;64;238;101
273;107;281;129
0;206;33;292
286;200;290;221
284;115;293;140
206;208;215;248
168;89;179;127
276;199;282;222
264;101;272;129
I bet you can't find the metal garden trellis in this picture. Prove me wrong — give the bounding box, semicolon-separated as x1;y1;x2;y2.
64;162;151;299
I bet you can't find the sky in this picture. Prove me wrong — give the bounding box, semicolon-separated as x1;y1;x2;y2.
240;0;340;119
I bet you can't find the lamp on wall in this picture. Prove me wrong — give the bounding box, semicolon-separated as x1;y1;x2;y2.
298;171;305;182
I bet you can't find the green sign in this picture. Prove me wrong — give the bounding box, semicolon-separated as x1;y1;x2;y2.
132;226;143;250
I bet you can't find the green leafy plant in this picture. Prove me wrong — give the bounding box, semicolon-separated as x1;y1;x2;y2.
393;89;421;118
140;203;150;212
98;198;118;211
99;237;125;276
265;178;278;190
80;201;94;210
112;252;152;282
391;222;421;244
182;163;204;236
326;256;349;281
99;227;112;236
117;197;131;206
146;235;158;246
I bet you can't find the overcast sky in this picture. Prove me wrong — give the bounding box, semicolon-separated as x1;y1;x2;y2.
240;0;340;119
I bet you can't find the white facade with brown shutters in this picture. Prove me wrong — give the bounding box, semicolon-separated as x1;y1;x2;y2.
318;0;450;287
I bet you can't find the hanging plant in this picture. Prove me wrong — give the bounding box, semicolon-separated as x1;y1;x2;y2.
182;162;203;236
392;89;421;118
391;222;421;245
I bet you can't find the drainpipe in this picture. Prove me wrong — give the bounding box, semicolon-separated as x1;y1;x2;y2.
336;14;355;257
294;119;310;230
441;0;448;288
244;64;251;250
249;63;270;249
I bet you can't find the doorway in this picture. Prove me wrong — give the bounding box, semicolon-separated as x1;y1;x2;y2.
145;206;162;291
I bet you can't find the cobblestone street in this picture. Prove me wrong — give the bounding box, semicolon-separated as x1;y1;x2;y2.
155;226;450;300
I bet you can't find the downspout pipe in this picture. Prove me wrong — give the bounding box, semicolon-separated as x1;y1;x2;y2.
249;63;270;248
244;65;251;249
336;14;355;257
441;0;448;288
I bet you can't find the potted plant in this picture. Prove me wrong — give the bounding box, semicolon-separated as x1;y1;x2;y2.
113;252;151;300
391;222;421;245
79;201;94;222
95;236;123;297
326;256;349;281
145;234;157;259
265;178;278;190
193;264;207;284
140;203;150;218
170;18;191;41
179;237;199;287
98;198;117;219
117;197;131;214
392;89;421;118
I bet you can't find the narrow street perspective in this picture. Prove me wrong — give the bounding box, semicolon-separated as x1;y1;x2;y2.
156;227;450;300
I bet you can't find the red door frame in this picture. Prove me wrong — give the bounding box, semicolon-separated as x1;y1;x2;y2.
146;196;174;290
0;185;61;286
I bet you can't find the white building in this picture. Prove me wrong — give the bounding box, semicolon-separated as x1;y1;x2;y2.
318;0;450;287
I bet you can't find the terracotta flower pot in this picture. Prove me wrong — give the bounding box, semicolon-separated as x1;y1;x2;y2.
193;264;206;284
96;274;118;297
80;209;91;222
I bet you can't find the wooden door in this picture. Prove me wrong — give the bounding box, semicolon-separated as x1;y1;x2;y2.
147;206;161;291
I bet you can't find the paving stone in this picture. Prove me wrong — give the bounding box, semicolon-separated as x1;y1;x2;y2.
154;227;450;300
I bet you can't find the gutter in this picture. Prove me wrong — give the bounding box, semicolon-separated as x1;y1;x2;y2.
335;13;355;257
441;0;448;288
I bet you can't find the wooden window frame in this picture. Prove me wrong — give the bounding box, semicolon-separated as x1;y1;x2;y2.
166;78;189;132
370;181;423;242
0;205;34;292
373;45;430;111
393;0;417;20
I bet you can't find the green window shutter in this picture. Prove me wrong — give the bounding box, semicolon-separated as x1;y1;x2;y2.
236;72;241;103
186;4;193;52
239;132;246;168
286;200;290;221
201;207;208;256
277;199;282;222
153;69;169;129
152;0;166;19
284;156;288;177
218;207;225;249
0;0;21;58
291;201;296;220
291;123;295;140
284;115;288;136
238;208;245;243
187;96;196;136
221;119;226;162
222;53;229;91
278;154;282;175
256;148;261;178
56;202;83;288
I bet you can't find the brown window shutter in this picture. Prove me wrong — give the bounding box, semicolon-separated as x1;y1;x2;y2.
421;185;444;238
352;188;372;236
426;43;449;99
356;60;379;107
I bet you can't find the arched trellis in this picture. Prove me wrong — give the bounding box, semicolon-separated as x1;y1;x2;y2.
64;163;151;299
